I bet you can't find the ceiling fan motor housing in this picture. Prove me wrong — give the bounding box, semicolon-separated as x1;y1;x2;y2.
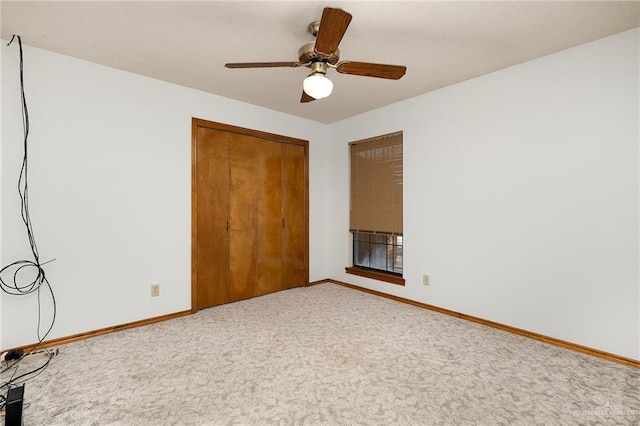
298;42;340;66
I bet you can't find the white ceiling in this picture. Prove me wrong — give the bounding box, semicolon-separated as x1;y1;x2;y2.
2;1;638;123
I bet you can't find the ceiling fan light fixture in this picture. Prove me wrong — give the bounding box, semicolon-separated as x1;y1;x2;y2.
303;72;333;99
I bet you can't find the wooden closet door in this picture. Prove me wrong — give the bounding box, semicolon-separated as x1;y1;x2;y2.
229;134;260;302
256;140;283;295
281;143;307;289
192;118;308;311
194;127;230;309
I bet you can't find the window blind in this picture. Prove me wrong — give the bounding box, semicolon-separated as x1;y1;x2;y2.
349;132;403;235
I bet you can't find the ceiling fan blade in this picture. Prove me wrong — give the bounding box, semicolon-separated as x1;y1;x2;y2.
225;62;301;69
301;91;315;103
336;61;407;80
314;8;352;56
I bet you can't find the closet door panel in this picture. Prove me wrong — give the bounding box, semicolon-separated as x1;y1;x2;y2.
257;141;283;295
229;134;260;302
195;127;230;309
281;143;307;289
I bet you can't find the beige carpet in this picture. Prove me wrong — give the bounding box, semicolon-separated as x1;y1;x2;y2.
4;283;639;425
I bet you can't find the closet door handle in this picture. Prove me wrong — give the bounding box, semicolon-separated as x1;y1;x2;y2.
226;220;229;231
282;218;285;229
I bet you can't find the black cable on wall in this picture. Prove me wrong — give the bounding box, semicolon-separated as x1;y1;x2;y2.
1;34;58;409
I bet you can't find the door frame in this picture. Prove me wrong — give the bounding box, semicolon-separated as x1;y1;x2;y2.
191;118;309;312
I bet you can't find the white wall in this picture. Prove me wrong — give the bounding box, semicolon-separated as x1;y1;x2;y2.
328;28;640;360
1;43;331;349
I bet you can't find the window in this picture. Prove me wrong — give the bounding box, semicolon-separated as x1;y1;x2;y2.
347;132;403;285
353;232;403;274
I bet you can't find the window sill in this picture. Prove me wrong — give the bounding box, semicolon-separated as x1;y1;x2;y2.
345;267;405;286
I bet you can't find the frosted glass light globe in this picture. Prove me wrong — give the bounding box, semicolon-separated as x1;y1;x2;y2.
303;73;333;99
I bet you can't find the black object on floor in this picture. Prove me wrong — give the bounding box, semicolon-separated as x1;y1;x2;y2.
5;384;24;426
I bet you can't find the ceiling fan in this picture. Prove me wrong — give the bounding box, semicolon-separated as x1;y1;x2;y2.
225;7;407;103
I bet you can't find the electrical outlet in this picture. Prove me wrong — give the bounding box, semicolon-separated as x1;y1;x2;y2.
423;274;430;286
151;284;160;297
